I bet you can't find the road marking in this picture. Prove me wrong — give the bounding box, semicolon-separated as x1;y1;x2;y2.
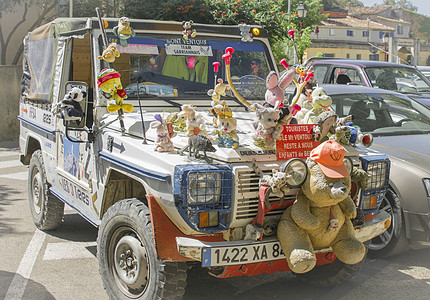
4;229;46;300
0;151;19;157
0;171;28;181
0;160;22;168
43;241;97;260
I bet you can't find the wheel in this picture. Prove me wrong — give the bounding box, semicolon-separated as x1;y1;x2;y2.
368;189;409;257
97;198;187;300
295;257;364;287
28;150;64;230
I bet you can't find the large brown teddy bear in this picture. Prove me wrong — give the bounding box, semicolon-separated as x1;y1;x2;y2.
277;140;366;273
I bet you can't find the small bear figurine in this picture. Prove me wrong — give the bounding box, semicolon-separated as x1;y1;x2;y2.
178;104;207;136
238;24;253;42
150;114;174;152
182;20;197;39
54;86;86;123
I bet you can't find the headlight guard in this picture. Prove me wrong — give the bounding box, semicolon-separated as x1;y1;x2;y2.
174;164;233;233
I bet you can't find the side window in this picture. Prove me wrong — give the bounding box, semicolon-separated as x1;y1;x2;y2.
332;67;363;85
312;65;329;84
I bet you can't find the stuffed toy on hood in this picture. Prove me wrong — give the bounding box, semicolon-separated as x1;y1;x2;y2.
97;69;133;113
277;140;366;273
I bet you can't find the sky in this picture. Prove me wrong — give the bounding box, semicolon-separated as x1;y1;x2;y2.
360;0;430;17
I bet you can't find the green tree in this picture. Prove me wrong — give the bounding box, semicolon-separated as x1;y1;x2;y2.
0;0;59;65
382;0;417;12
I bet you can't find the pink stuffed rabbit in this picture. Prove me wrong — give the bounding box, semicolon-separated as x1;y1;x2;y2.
265;69;296;107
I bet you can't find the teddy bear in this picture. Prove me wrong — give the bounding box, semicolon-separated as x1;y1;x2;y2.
113;17;135;47
150;114;174;152
97;69;134;113
182;20;197;39
250;102;281;150
54;85;86;123
277;140;366;274
98;42;120;63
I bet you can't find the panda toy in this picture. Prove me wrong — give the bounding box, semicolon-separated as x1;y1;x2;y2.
57;86;86;122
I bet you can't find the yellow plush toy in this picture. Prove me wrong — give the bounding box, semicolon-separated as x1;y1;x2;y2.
98;43;120;63
97;69;133;113
277;140;366;274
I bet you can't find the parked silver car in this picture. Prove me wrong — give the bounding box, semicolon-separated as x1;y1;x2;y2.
289;84;430;256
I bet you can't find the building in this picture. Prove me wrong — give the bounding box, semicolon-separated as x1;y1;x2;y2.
305;6;430;66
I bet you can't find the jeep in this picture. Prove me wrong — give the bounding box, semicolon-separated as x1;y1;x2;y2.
19;16;390;299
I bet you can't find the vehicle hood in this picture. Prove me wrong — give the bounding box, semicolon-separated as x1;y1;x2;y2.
372;135;430;172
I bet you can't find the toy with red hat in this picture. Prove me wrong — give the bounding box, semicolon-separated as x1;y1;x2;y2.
277;140;366;274
97;68;133;113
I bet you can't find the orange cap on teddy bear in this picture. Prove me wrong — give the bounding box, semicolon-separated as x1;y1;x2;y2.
310;140;349;178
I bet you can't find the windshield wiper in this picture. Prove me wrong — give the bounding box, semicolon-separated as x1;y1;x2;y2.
133;94;182;108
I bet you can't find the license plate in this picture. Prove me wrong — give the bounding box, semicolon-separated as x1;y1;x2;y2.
201;241;285;267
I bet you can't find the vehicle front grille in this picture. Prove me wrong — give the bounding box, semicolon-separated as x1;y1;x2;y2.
231;165;297;228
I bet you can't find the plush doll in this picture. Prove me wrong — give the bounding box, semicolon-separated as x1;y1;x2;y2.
207;78;229;105
302;87;332;124
260;169;290;198
264;70;299;125
178;104;207;136
215;115;239;149
311;110;338;142
55;86;86;122
113;17;135;47
277;140;366;274
98;42;120;63
150;114;174;152
182;20;197;39
250;102;281;150
97;69;133;113
238;24;253;42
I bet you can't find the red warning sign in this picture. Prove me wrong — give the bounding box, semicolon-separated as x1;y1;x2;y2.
276;125;320;160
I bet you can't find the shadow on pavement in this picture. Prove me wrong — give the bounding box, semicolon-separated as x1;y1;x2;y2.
0;184;24;238
0;270;55;299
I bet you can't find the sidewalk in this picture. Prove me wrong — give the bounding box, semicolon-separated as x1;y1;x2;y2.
0;140;19;150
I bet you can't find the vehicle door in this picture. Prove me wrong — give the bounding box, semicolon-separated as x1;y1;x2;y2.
52;34;98;223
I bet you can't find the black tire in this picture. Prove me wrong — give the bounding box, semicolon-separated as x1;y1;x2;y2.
368;188;409;257
97;198;187;300
28;150;64;230
295;258;364;287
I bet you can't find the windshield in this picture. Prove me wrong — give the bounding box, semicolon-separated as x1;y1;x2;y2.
107;35;271;103
365;66;430;94
330;92;430;136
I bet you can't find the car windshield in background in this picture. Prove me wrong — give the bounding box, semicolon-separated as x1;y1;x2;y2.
365;66;430;94
109;36;270;100
331;92;430;136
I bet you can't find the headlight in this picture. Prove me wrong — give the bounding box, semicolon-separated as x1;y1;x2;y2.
174;165;232;233
280;158;308;187
188;172;222;204
359;155;390;212
423;178;430;197
366;160;389;189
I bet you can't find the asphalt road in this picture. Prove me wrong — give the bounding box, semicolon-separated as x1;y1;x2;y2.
1;142;430;300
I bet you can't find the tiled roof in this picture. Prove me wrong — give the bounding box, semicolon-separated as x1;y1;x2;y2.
321;16;394;31
376;15;410;25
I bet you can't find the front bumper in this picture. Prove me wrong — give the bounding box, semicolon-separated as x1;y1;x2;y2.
176;210;391;264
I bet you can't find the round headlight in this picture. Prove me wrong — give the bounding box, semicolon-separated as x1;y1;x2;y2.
343;157;353;175
280;158;308;187
188;173;221;204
